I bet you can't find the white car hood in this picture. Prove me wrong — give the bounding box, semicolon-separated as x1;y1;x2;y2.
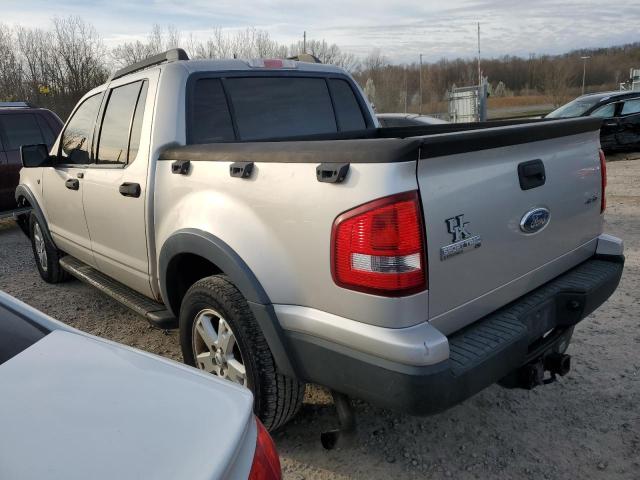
0;330;255;480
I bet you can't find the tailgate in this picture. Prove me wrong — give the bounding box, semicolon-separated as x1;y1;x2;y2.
417;118;604;329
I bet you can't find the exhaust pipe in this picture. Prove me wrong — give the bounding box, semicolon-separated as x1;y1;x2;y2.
545;353;571;377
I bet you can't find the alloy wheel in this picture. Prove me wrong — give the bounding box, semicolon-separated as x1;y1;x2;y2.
192;308;248;387
33;223;48;272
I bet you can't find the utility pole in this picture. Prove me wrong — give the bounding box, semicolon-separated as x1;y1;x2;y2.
404;67;408;113
477;22;482;87
303;31;307;53
581;56;590;95
419;54;423;115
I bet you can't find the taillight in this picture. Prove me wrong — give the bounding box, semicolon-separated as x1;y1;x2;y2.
599;149;607;213
248;417;281;480
331;191;427;296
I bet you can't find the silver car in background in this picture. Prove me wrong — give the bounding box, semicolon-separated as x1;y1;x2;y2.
377;112;449;126
0;291;281;480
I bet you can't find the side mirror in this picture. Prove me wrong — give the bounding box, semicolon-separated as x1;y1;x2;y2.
20;144;54;168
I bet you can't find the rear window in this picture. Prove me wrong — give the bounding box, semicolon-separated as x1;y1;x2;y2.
226;77;337;141
0;113;45;150
189;75;367;143
329;79;366;131
0;308;48;366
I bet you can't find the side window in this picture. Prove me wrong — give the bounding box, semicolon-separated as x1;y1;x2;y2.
126;81;149;163
190;78;236;144
96;81;145;165
35;115;56;146
590;103;616;119
329;79;366;131
0;114;45;150
621;99;640;116
61;94;102;165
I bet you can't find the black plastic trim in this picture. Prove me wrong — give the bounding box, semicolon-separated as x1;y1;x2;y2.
159;229;270;310
14;185;56;247
111;48;188;81
284;255;623;415
159;117;601;164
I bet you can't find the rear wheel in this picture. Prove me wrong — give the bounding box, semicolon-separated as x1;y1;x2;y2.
29;215;69;283
180;275;305;431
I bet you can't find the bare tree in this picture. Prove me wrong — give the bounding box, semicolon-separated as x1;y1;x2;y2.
111;24;181;67
0;24;24;101
288;38;359;71
541;58;575;107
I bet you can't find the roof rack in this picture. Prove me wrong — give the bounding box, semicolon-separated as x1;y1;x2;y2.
0;101;34;108
111;48;189;81
286;53;322;64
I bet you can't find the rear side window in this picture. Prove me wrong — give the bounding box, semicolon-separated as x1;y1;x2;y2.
126;81;149;162
225;77;337;141
0;114;45;150
190;79;235;144
590;103;616;118
61;94;102;165
35;115;56;146
97;80;147;165
621;99;640;116
329;79;366;131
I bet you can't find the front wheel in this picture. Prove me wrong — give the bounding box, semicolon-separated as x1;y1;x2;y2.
179;275;305;431
29;215;69;283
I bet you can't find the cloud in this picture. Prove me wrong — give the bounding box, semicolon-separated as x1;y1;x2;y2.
1;0;639;62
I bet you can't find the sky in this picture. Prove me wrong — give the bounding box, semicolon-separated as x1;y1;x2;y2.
2;0;639;63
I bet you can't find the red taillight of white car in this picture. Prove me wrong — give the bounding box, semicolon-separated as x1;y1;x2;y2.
248;417;281;480
331;191;427;296
599;149;607;213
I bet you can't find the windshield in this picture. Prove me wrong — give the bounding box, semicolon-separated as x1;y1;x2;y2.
546;97;602;118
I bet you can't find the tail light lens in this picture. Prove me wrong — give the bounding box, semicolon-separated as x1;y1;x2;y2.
331;191;427;296
599;149;607;213
248;417;281;480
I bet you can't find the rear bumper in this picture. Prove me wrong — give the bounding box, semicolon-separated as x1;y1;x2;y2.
280;252;624;415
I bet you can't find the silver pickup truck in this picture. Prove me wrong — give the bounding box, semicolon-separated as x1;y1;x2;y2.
17;49;624;432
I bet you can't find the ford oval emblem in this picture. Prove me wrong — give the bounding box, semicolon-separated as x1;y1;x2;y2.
520;207;550;234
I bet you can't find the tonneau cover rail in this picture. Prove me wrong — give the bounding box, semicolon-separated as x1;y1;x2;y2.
159;117;602;164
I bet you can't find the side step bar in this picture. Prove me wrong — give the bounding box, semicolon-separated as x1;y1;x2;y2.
59;256;178;329
0;207;32;221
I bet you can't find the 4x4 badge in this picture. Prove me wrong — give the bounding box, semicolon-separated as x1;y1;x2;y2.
440;214;482;260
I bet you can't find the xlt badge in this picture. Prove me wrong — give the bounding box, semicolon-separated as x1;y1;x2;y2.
440;214;482;260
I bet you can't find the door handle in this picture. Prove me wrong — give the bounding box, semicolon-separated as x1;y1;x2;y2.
603;121;619;127
517;159;546;190
65;178;80;190
119;182;141;198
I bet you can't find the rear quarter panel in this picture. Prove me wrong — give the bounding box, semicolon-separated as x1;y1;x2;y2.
154;158;428;328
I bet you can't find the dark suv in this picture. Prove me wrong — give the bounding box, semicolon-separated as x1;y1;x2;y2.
547;91;640;152
0;102;63;217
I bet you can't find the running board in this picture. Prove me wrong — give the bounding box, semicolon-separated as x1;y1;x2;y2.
0;207;32;220
59;256;178;329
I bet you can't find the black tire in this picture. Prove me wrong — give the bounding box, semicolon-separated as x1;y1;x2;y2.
16;213;30;237
29;214;69;283
180;275;305;431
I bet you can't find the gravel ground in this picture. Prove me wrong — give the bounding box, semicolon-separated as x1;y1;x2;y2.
1;158;638;479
